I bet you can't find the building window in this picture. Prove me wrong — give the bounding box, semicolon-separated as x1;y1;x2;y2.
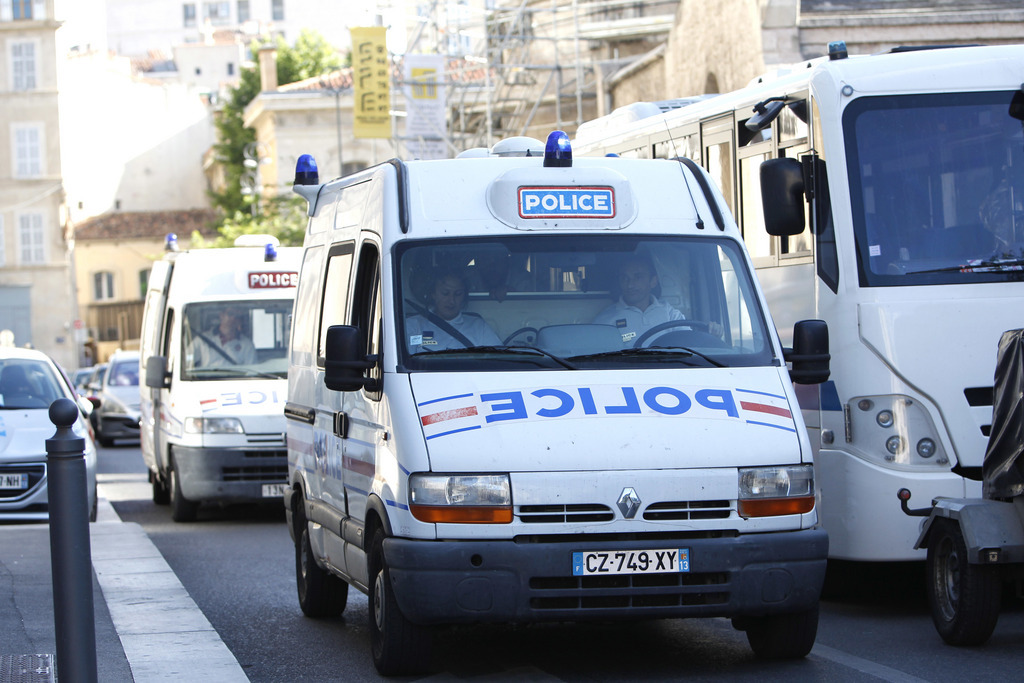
0;216;5;266
12;123;44;178
227;62;234;76
203;2;230;25
94;272;114;301
237;0;249;22
18;213;44;264
272;0;284;21
183;3;196;27
10;40;37;91
139;269;149;298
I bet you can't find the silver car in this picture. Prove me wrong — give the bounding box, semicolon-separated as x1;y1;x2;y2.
88;350;141;447
0;347;98;522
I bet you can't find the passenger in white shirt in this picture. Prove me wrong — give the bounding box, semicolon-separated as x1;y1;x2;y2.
592;255;686;347
406;271;502;352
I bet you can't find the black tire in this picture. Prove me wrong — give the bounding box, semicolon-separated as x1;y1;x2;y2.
741;605;819;659
368;527;431;676
295;503;347;617
152;471;170;506
89;491;98;523
169;460;199;522
927;519;1001;646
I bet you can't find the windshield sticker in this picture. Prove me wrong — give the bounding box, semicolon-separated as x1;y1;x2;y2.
417;384;794;440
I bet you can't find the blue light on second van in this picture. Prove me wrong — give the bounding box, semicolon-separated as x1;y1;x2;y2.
518;186;616;219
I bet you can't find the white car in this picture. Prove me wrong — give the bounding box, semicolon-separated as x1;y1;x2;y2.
0;347;98;522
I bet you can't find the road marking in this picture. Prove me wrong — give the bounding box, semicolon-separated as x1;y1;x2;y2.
812;644;933;683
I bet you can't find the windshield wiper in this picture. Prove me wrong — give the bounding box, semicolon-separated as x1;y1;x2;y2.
907;257;1024;275
571;346;725;367
188;367;283;379
411;345;577;369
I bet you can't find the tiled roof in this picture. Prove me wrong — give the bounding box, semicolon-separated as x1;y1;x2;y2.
74;209;220;241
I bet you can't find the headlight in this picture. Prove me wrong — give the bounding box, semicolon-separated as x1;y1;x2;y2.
409;473;512;523
737;465;815;518
184;417;244;434
845;395;949;469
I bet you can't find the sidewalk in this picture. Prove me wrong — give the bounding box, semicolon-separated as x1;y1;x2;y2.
0;489;247;682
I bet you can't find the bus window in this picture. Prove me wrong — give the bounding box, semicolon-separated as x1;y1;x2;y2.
739;154;773;262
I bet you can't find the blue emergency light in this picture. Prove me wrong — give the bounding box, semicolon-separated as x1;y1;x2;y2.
294;154;319;186
543;131;572;168
264;242;278;262
164;233;179;252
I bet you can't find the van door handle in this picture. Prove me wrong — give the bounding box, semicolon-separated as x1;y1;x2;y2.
334;412;349;438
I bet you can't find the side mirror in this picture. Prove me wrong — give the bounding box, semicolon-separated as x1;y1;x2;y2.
760;157;806;236
324;325;377;392
87;396;101;409
145;356;171;389
786;320;830;385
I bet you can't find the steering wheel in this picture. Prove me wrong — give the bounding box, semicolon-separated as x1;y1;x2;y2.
633;320;721;348
503;327;538;346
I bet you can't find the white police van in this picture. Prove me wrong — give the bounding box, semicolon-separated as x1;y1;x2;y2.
139;234;301;522
284;132;831;674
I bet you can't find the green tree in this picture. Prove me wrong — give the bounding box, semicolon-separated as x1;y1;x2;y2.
209;30;343;245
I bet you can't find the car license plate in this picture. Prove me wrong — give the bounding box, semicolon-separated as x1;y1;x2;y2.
572;548;690;576
0;473;29;490
261;483;288;498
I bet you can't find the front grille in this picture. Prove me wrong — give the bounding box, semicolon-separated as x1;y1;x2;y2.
246;433;285;445
0;464;45;501
222;450;287;483
529;571;730;611
643;499;732;521
519;504;614;524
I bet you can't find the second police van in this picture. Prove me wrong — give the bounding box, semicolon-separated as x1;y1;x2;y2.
284;132;831;674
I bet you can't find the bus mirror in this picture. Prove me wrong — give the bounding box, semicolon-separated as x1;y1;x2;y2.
145;356;170;389
761;157;806;236
324;325;376;392
786;320;830;385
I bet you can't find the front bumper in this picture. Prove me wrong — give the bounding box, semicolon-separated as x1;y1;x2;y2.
384;528;828;625
99;413;141;440
172;446;287;503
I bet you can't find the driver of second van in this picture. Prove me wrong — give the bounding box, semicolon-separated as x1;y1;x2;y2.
189;306;257;367
406;269;501;352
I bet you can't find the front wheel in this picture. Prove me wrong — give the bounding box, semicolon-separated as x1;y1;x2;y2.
169;460;199;522
151;471;170;505
737;605;819;659
368;528;431;676
927;519;1001;646
295;503;347;617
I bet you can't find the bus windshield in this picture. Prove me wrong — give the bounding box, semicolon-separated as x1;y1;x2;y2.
846;90;1024;286
396;235;775;371
181;300;293;380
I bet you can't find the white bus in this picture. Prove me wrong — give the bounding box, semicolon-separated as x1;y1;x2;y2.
574;42;1024;562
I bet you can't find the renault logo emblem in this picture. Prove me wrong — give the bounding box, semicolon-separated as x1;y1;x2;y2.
617;487;641;519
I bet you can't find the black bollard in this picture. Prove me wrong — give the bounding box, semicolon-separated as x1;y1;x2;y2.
46;397;98;683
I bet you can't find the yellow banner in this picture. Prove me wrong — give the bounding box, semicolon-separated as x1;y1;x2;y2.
350;26;391;139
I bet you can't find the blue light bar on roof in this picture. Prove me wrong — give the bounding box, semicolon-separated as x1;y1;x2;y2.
543;131;572;168
165;233;179;252
294;154;319;186
264;242;278;262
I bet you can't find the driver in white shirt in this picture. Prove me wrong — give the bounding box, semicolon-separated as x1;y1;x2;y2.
592;255;685;347
406;270;501;352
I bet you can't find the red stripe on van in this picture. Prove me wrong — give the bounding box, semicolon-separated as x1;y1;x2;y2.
421;406;478;426
740;401;791;418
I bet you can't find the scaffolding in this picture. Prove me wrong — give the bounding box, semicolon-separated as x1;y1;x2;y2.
393;0;679;152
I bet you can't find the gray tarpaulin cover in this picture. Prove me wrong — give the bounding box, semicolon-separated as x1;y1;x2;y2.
983;329;1024;500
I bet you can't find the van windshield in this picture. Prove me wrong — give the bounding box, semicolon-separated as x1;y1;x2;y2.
181;300;293;380
396;235;775;371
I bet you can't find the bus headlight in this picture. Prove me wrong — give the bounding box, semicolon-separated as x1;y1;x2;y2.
846;395;949;469
737;465;815;518
409;473;513;524
184;417;244;434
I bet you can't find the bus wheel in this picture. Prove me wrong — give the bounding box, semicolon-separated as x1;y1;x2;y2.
169;459;199;522
928;519;1001;646
368;527;431;675
739;604;818;659
294;502;347;617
